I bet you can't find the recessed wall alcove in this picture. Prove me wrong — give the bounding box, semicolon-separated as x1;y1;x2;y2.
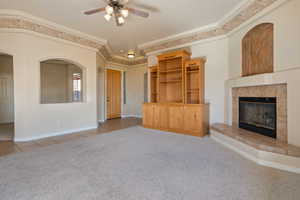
242;23;274;77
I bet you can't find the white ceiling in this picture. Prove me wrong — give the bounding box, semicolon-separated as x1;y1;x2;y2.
0;0;242;56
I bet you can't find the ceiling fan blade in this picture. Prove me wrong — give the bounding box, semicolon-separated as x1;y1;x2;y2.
119;0;129;4
84;8;106;15
129;2;159;13
128;8;149;18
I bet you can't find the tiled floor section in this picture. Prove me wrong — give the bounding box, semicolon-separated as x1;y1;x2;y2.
0;117;142;157
211;123;300;158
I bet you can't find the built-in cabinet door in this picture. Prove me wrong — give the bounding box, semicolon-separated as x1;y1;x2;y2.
107;69;121;119
143;103;208;137
169;105;184;131
183;105;202;136
154;104;169;129
143;104;154;127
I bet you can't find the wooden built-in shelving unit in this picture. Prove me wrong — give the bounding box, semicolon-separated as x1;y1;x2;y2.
185;59;205;104
144;50;209;137
157;51;190;103
149;66;158;103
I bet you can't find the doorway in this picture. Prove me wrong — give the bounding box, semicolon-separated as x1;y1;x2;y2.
106;69;121;119
0;54;14;141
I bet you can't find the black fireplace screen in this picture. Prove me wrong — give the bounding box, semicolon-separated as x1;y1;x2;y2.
239;97;276;138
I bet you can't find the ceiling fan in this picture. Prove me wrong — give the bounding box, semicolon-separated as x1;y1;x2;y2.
84;0;150;26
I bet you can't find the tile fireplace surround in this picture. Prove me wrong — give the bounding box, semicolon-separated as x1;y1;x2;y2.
232;84;287;143
211;69;300;173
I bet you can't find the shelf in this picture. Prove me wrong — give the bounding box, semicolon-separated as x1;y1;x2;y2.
187;70;199;73
186;65;199;68
160;69;182;73
187;88;200;93
160;80;182;83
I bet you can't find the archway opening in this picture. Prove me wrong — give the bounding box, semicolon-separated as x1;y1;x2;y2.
0;53;14;141
40;59;84;104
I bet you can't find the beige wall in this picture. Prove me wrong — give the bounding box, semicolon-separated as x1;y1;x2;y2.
226;0;300;147
0;31;98;141
0;0;297;143
190;38;229;124
123;65;147;117
96;54;106;122
228;0;300;78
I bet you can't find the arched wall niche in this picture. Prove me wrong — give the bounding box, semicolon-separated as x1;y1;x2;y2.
39;58;86;104
242;23;274;77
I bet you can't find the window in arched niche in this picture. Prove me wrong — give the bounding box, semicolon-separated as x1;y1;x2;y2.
242;23;274;76
40;59;84;104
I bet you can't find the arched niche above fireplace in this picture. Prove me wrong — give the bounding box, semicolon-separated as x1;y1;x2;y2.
242;23;274;77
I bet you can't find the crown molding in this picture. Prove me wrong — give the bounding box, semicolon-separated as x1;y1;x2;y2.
138;22;219;50
0;0;287;64
216;0;254;27
0;28;99;52
98;45;147;65
139;0;287;54
0;9;108;46
226;0;289;36
146;35;227;56
0;9;147;66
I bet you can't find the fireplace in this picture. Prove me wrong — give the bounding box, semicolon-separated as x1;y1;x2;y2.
239;97;277;138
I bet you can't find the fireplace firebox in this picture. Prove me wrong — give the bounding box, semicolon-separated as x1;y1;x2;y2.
239;97;276;138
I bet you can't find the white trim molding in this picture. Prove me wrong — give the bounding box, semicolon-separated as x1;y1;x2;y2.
14;126;98;142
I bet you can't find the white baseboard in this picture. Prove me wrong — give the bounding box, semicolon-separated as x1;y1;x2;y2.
210;130;300;174
14;126;98;142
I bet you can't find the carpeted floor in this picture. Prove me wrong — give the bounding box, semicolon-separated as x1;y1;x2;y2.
0;126;300;200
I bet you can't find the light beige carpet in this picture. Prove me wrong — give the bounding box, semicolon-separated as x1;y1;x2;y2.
0;126;299;200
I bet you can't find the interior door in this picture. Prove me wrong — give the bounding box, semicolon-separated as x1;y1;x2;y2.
0;75;14;123
107;69;121;119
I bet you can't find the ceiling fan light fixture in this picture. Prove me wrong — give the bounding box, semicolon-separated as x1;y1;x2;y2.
117;16;125;25
84;0;150;27
105;5;114;14
121;9;129;18
127;50;135;59
104;13;112;21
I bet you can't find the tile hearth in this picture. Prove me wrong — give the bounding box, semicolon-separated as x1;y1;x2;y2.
211;123;300;158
